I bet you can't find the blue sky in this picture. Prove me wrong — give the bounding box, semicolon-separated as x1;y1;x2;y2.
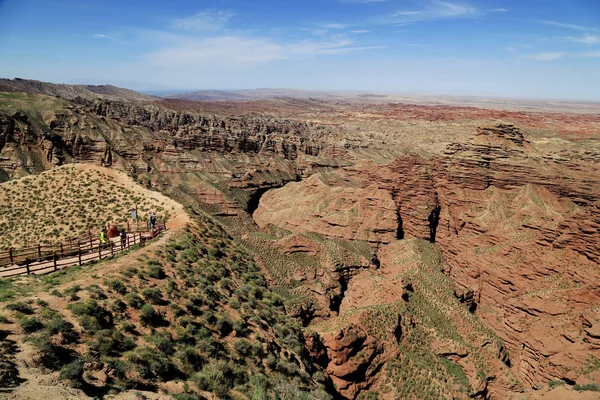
0;0;598;100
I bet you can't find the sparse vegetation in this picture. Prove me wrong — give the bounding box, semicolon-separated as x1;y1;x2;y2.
0;165;167;251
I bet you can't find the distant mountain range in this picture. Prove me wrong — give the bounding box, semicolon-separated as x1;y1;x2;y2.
163;88;384;101
1;78;597;114
0;78;156;102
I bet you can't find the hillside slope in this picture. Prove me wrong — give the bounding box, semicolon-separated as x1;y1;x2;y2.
0;164;182;250
0;78;155;102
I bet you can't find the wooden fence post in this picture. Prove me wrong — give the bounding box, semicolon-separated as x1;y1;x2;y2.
8;248;13;264
37;244;42;261
60;242;64;257
78;242;82;266
98;242;102;260
26;258;30;275
53;251;58;271
110;241;114;257
127;221;131;233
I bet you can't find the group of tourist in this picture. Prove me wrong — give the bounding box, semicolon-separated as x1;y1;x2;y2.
99;212;158;248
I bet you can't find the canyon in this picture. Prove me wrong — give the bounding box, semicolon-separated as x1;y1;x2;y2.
0;82;599;399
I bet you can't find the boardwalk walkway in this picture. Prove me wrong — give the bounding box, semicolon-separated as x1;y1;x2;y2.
0;224;167;278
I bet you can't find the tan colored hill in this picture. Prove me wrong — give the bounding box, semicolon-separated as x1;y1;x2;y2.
0;164;179;250
0;78;155;102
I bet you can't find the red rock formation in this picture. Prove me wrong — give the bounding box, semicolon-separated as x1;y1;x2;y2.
252;124;600;395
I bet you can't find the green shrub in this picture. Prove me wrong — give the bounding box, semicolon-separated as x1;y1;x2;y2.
233;319;248;337
46;316;79;344
125;293;144;309
146;331;176;356
193;360;234;398
234;338;253;358
548;380;565;389
104;279;127;295
148;264;166;279
574;383;600;392
176;346;206;375
141;288;163;304
215;316;233;336
19;317;45;333
67;299;113;331
121;322;137;334
59;360;85;388
249;374;269;400
85;284;107;300
139;304;164;327
5;301;34;314
90;329;136;358
126;346;177;381
64;285;82;301
111;299;127;313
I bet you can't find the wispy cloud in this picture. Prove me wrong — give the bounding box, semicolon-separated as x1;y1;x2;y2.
384;1;479;24
350;30;370;33
147;36;381;70
579;51;600;58
565;34;600;45
488;8;508;13
525;52;569;61
322;23;346;29
393;11;422;16
93;34;115;40
171;10;234;31
536;20;598;32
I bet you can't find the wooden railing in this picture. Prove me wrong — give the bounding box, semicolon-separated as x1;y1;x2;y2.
0;223;167;278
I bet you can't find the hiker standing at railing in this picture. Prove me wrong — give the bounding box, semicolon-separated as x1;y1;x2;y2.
148;213;157;231
119;229;127;249
99;228;108;248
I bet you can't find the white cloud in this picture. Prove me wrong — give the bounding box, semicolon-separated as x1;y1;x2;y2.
350;30;370;33
565;34;600;45
525;52;569;61
388;1;478;23
171;10;234;31
393;11;422;16
93;34;115;40
488;8;508;12
579;51;600;58
323;23;346;29
433;2;477;17
146;36;381;70
536;20;598;32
